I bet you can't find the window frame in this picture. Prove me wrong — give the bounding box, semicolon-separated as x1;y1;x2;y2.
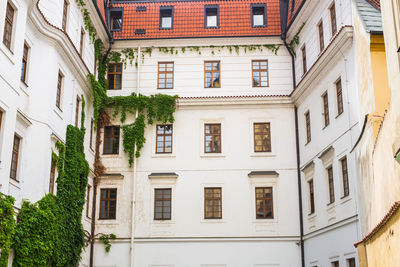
154;188;172;220
341;156;349;197
204;187;222;219
252;60;269;87
3;2;15;50
322;91;330;127
309;179;315;214
255;187;274;219
103;126;120;155
109;9;123;32
62;0;69;32
107;63;123;90
336;78;344;116
159;6;174;29
305;111;311;144
56;71;64;110
10;133;21;181
327;166;335;204
330;2;337;36
99;188;117;220
301;45;307;74
49;156;56;194
204;123;221;153
21;42;29;83
204;60;221;88
253;122;271;152
204;5;219;29
251;4;267;28
155;124;173;154
157;62;174;89
318;20;325;52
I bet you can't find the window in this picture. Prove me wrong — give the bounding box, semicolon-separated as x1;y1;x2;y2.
331;261;339;267
49;157;56;194
341;156;349;197
62;0;69;31
322;92;330;127
158;62;174;89
255;187;273;219
110;11;122;31
75;96;81;127
254;123;271;152
301;45;307;74
318;20;325;52
305;111;311;143
156;124;172;153
309;180;315;214
327;166;335;204
99;188;117;219
252;60;268;87
347;258;355;267
205;5;219;28
80;28;85;56
3;2;14;50
251;4;267;27
205;123;221;153
330;3;337;35
56;71;63;110
204;187;222;219
90;118;94;150
336;78;343;115
21;43;29;83
204;61;220;88
154;188;171;220
107;63;122;90
103;126;120;155
160;7;173;29
10;134;21;181
86;185;91;218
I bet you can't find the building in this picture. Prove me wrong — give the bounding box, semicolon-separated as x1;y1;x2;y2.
1;0;399;267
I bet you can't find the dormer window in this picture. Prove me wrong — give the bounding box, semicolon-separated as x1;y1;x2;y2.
251;4;267;27
205;5;219;28
110;10;123;31
160;6;173;29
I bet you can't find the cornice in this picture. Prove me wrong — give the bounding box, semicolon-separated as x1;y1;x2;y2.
29;0;92;94
177;95;293;107
291;26;354;103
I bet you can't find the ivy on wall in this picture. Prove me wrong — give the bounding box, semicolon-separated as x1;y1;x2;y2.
75;0;97;42
287;23;306;57
0;195;15;267
11;99;90;266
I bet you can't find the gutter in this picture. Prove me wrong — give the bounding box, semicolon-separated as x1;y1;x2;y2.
280;1;304;266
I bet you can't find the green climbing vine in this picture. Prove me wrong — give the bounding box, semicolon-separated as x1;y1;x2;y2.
287;23;306;57
0;194;15;267
75;0;97;42
99;234;116;252
12;99;90;266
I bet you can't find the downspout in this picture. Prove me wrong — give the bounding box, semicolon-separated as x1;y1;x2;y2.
130;46;141;267
280;0;304;264
89;41;113;267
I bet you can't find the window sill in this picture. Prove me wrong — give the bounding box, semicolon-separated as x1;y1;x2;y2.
305;141;311;146
200;153;225;158
101;154;122;158
96;220;119;225
204;87;221;89
152;153;176;158
0;44;15;64
157;87;174;90
340;195;351;204
201;218;225;223
322;124;329;130
307;213;316;220
252;218;277;223
152;220;175;225
19;81;29;96
9;178;21;189
335;112;343;119
53;108;63;120
205;26;219;29
159;27;173;30
250;152;276;158
326;202;336;213
252;25;267;28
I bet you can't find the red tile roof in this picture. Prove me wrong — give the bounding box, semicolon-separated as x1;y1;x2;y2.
96;0;107;22
287;0;305;27
110;0;281;40
366;0;380;10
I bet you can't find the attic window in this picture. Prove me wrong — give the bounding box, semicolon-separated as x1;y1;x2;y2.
251;4;267;27
205;5;219;28
160;7;173;29
110;11;122;31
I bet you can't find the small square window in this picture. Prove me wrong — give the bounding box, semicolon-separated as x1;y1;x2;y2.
252;5;267;27
205;6;219;28
110;10;123;31
160;7;173;29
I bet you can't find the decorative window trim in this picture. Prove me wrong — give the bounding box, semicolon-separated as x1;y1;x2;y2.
102;125;120;155
99;188;117;220
159;6;174;30
108;8;123;32
249;118;276;157
249;181;278;224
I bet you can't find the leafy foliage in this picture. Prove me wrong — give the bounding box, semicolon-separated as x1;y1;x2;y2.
0;195;15;267
75;0;97;42
98;234;116;252
287;23;306;57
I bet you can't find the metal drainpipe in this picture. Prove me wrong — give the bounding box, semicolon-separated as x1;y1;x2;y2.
283;38;305;267
130;46;141;267
89;43;113;267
